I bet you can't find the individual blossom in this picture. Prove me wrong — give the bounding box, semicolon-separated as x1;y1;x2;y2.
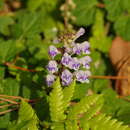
73;43;82;55
75;70;91;83
61;69;73;86
80;56;92;69
48;45;60;58
46;74;55;87
75;27;85;39
61;53;72;67
47;60;58;73
81;41;90;54
69;57;80;70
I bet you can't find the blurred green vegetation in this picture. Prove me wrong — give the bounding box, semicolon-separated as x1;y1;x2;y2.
0;0;130;129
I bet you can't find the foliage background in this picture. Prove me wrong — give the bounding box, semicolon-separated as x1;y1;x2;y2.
0;0;130;129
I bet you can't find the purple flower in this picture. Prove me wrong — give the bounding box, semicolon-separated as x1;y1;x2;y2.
46;74;55;86
61;53;72;67
73;43;82;55
48;45;59;58
81;41;90;54
75;28;85;39
80;56;92;69
75;70;91;83
47;60;58;73
69;58;80;70
61;69;73;86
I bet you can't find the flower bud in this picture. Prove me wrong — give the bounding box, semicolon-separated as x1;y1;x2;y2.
75;27;85;39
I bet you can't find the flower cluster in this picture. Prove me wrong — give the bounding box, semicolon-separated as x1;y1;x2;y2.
46;28;91;86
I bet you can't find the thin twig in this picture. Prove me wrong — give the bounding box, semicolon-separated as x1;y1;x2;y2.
0;103;18;109
0;94;25;100
0;94;40;103
4;62;37;72
0;97;19;104
89;75;128;80
0;108;18;115
0;101;38;115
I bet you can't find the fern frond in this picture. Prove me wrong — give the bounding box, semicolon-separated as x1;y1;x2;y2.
18;100;38;123
63;80;75;110
51;122;65;130
88;113;130;130
80;102;103;126
65;120;79;130
68;94;103;120
49;78;66;122
8;100;39;130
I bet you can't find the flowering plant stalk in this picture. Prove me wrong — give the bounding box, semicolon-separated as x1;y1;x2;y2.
46;28;92;87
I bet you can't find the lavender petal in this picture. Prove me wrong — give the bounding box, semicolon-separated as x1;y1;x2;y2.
46;74;55;87
47;60;58;73
61;69;73;86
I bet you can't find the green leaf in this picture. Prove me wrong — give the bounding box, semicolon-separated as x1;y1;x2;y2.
12;100;39;130
88;113;130;130
116;105;130;125
1;78;20;96
104;0;123;21
89;10;112;53
0;66;5;79
72;82;90;100
68;94;103;120
72;0;98;26
89;51;110;93
26;36;49;61
80;98;103;130
27;0;45;11
49;78;66;122
114;15;130;41
0;40;17;63
80;101;103;122
8;100;39;130
102;88;130;124
12;11;42;40
63;80;75;110
65;120;79;130
51;122;65;130
19;72;43;99
28;0;59;12
18;100;38;122
104;0;130;21
0;114;10;129
0;16;14;35
0;0;4;10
